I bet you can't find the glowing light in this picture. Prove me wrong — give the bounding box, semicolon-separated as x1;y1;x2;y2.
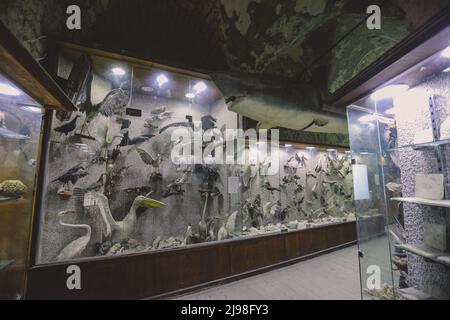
193;81;207;93
442;67;450;73
112;67;126;76
327;149;337;152
371;84;409;101
358;114;377;122
156;74;168;87
305;147;316;150
185;92;195;99
21;106;41;113
0;82;21;96
384;108;396;115
441;45;450;58
284;144;293;148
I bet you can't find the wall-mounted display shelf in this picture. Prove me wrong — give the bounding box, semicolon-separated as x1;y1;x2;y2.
391;197;450;208
395;243;450;267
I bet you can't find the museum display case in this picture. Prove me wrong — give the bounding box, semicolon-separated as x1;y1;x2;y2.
33;46;356;264
16;43;357;299
347;40;450;300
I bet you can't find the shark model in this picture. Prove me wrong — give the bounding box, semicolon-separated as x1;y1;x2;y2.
210;72;348;134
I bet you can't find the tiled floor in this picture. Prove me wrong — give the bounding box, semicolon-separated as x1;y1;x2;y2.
176;245;361;300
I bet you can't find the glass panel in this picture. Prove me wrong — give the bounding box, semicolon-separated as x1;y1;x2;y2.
347;106;395;299
0;74;43;299
35;49;355;265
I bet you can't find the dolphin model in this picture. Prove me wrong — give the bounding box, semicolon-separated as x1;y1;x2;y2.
210;72;348;134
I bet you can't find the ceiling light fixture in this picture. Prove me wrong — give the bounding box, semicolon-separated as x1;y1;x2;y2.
441;45;450;58
156;74;169;87
193;81;207;94
0;82;21;96
371;84;409;101
185;92;195;99
112;67;126;76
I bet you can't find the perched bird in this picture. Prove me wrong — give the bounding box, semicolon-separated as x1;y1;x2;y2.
77;70;130;137
98;83;130;117
162;171;189;198
54;115;80;136
159;115;216;133
93;192;165;243
56;210;91;261
135;148;163;177
119;132;154;147
52;165;88;190
262;181;281;193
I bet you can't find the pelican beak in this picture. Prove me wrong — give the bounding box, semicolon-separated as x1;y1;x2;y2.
141;197;165;208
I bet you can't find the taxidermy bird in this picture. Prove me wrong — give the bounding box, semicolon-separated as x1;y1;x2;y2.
77;70;130;137
285;153;308;169
119;131;154;147
93;192;165;243
162;171;189;198
54;115;80;136
159;115;217;133
210;71;348;133
56;210;91;261
135;148;163;179
52;164;88;190
262;181;281;193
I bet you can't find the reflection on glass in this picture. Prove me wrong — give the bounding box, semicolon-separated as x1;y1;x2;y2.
0;75;42;299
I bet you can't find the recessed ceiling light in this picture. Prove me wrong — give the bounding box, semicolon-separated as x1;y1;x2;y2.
193;81;207;93
185;92;195;99
156;74;168;87
371;84;409;101
0;82;21;96
441;45;450;58
112;67;126;76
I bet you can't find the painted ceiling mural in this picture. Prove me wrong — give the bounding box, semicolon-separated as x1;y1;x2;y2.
1;0;449;97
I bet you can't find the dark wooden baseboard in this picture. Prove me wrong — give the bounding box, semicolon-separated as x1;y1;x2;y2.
26;221;356;300
156;240;356;300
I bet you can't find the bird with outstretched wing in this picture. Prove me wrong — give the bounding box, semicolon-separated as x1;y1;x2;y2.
135;147;163;179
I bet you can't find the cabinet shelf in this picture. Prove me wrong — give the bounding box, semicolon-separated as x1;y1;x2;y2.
387;139;450;152
395;243;450;267
391;197;450;208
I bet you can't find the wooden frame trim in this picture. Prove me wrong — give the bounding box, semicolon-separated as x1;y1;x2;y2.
55;41;211;80
0;22;76;112
327;5;450;108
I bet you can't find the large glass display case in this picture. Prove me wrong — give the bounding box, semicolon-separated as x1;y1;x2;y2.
348;43;450;300
34;47;355;265
0;74;43;299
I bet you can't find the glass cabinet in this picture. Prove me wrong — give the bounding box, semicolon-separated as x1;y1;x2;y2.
0;74;43;299
348;43;450;300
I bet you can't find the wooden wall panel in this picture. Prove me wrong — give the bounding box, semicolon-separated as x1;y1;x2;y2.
26;222;356;299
